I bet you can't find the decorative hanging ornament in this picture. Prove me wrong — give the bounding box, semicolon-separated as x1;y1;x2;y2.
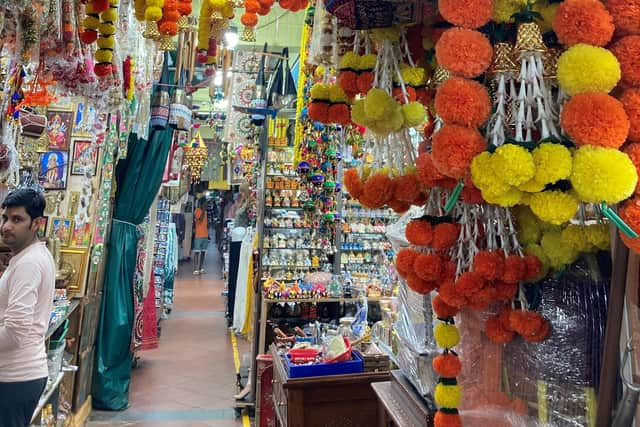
183;130;209;182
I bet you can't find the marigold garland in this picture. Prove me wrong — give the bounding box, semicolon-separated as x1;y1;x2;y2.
396;248;420;278
610;36;640;89
159;0;180;36
527;191;579;225
621;89;640;143
619;197;640;254
541;230;580;269
454;271;485;297
405;219;433;246
532;143;573;185
570;145;638;203
432;295;460;319
606;0;640;37
485;315;515;344
432;125;487;179
343;168;364;198
416;152;452;188
471;151;512;197
556;44;620;96
432;223;461;251
435;77;491;128
439;0;494;29
360;172;394;208
435;28;493;79
491;144;536;187
552;0;614;47
393;173;422;204
473;250;504;281
405;273;438;294
623;143;640;195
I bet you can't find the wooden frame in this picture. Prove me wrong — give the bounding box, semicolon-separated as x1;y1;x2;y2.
60;248;89;295
50;217;74;246
70;139;98;176
46;109;74;151
39;151;69;190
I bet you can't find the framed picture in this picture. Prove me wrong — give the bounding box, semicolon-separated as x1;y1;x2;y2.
37;216;49;239
46;109;74;151
71;222;92;248
72;102;97;137
71;140;98;176
60;248;89;295
39;151;69;190
50;217;74;246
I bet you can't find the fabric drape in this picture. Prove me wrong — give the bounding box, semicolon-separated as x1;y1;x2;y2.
92;129;172;410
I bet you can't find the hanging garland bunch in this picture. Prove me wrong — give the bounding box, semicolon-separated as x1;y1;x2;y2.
94;0;119;77
197;0;234;64
307;83;351;126
159;0;180;37
278;0;308;12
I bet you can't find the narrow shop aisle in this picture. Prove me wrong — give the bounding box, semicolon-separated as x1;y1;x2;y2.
88;246;248;427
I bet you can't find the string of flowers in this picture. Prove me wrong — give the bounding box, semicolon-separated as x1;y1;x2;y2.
94;0;119;77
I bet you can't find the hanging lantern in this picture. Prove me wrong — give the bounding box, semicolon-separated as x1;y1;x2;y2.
183;130;209;182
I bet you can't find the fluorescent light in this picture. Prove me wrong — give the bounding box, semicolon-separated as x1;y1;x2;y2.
214;70;223;86
224;30;239;49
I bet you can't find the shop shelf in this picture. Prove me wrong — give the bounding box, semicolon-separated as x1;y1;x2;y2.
264;296;383;304
46;299;81;340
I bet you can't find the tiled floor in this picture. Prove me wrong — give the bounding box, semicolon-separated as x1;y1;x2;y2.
88;246;250;427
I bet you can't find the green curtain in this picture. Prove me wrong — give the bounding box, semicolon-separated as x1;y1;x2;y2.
92;128;173;410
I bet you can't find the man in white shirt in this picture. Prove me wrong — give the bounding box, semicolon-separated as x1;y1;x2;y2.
0;189;55;426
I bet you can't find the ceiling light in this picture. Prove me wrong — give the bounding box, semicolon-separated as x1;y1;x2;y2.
214;70;223;87
224;28;239;50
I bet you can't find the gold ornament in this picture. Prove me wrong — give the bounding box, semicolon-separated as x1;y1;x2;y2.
431;66;450;86
178;15;189;31
490;42;518;75
543;47;562;79
159;35;176;51
514;22;546;54
240;26;256;42
183;132;209;182
143;20;161;39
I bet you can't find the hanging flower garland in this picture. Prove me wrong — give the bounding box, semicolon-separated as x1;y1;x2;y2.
197;0;234;64
158;0;180;49
94;0;119;77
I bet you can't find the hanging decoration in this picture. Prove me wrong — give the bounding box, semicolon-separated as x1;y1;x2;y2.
158;0;180;50
197;0;234;64
183;127;209;182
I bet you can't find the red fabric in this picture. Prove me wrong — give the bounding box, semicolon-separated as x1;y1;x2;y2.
139;276;159;351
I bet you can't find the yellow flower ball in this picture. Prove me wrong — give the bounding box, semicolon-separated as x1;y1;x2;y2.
328;85;348;103
310;83;330;101
434;323;460;349
340;52;360;70
532;143;573;186
482;186;524;207
351;100;368;127
389;106;406;132
100;7;118;22
95;49;113;64
570;145;638;204
83;15;100;29
401;67;427;87
357;54;377;71
402;102;427;128
524;244;551;281
584;224;610;250
561;224;594;253
146;0;164;7
493;0;528;23
471;152;511;193
541;230;580;269
364;88;395;121
209;0;227;10
518;178;546;193
434;383;462;408
97;36;115;50
86;3;97;14
145;6;163;21
515;206;542;245
535;1;559;33
371;26;402;43
491;144;536;186
527;191;579;225
557;44;621;96
98;22;116;35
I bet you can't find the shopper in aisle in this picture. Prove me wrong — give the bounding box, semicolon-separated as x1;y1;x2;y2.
192;197;209;275
0;189;56;427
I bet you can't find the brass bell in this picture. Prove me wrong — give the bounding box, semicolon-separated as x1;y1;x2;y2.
143;20;161;40
240;26;256;42
514;22;546;54
490;42;518;75
159;35;176;51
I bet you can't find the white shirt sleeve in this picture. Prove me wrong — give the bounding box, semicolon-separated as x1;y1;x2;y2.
0;265;43;351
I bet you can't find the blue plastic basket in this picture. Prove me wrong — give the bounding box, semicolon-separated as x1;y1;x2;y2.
284;350;364;378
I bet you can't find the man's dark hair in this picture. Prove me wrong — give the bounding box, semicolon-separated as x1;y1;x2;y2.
1;188;46;220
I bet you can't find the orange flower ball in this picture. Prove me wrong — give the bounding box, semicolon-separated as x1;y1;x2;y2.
619;196;640;254
343;168;364;198
405;273;438;295
434;411;463;427
552;0;614;47
455;271;485;297
308;102;329;123
485;315;515;344
432;294;459;318
623;143;640;195
328;103;351;126
361;173;395;208
435;28;493;78
606;0;640;37
413;191;429;207
494;280;518;301
522;318;551;342
433;353;462;378
388;198;411;214
461;185;485;204
432;125;487;179
523;253;543;281
244;0;261;13
473;250;505;281
405;219;433;246
396;248;420;278
240;12;258;27
433;223;461;251
393;173;422;203
357;71;374;94
438;280;468;308
392;86;417;103
509;310;545;336
416;152;449;187
503;255;526;284
468;286;497;311
338;71;359;99
414;253;444;282
621;88;640;143
438;0;493;29
610;36;640;88
435;77;491;127
561;92;629;148
499;307;515;331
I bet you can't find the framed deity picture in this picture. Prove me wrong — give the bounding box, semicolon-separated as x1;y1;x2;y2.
37;216;49;239
50;217;74;246
60;248;89;295
39;151;69;190
71;222;93;248
46;109;74;151
71;140;98;176
72;102;97;137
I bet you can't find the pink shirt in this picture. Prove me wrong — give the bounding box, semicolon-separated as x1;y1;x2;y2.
0;241;55;382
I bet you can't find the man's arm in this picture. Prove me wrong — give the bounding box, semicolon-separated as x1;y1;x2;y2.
0;266;43;351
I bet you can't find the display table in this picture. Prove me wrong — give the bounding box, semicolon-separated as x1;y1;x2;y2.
372;370;435;427
270;345;389;426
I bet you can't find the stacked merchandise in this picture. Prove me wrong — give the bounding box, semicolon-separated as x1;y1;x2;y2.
154;198;171;313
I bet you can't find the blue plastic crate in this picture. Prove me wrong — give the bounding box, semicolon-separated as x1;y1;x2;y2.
284;350;364;378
